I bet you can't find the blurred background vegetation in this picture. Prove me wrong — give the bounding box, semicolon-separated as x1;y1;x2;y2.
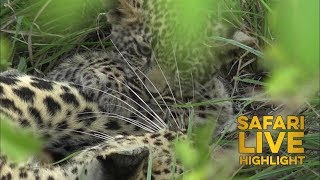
0;0;319;179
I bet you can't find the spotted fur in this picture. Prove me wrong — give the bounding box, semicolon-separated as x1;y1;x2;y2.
1;130;184;180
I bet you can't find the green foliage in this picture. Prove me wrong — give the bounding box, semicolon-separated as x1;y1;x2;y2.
170;0;214;42
174;121;240;179
162;0;240;83
0;0;111;73
16;0;104;35
147;149;153;180
265;0;320;100
0;36;11;70
174;122;216;179
0;114;43;162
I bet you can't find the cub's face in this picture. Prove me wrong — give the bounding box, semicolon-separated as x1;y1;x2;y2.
106;0;235;84
107;0;153;70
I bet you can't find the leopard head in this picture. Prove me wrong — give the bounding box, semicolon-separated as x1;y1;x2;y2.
106;0;241;86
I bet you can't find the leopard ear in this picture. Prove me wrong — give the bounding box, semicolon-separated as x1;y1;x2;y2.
228;30;258;51
106;8;125;24
85;145;149;179
107;0;142;25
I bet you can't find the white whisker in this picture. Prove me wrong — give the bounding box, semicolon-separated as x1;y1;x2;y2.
191;72;195;102
57;128;113;141
110;40;168;129
152;54;182;129
172;45;184;129
74;112;157;132
87;129;112;138
96;76;165;130
73;103;158;130
65;81;163;130
135;67;180;130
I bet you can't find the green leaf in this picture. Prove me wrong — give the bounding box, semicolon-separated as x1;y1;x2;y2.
233;77;267;86
0;36;11;70
211;36;264;58
0;114;43;162
265;0;320;100
19;0;104;35
17;57;27;72
147;149;153;180
174;140;199;168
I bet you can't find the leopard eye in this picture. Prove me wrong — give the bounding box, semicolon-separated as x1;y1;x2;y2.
137;43;152;57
